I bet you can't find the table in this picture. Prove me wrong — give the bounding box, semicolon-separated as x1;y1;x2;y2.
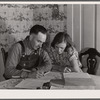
90;75;100;89
0;73;100;89
0;71;63;89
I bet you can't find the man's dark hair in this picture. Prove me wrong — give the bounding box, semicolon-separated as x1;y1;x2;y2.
30;24;47;35
51;32;74;51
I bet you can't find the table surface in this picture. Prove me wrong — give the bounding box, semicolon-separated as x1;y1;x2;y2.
0;73;100;89
90;75;100;89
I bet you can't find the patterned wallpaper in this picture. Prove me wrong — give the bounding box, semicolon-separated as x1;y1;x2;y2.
0;4;67;51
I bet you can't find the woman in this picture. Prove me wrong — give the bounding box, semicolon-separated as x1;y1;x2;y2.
47;32;82;73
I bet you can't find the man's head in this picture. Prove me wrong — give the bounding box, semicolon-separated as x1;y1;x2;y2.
29;25;47;50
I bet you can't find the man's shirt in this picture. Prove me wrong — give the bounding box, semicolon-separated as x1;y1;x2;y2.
5;36;52;78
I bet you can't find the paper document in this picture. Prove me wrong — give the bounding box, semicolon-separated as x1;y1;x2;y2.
50;86;63;89
63;72;91;78
15;79;49;89
63;72;96;89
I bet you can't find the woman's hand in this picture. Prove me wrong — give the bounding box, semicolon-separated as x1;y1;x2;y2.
64;67;71;73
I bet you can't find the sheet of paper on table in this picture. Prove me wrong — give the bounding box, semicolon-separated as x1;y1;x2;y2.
63;72;96;89
15;71;62;89
15;79;49;89
50;86;63;89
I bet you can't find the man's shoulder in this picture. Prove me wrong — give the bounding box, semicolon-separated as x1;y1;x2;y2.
9;41;24;53
13;41;23;48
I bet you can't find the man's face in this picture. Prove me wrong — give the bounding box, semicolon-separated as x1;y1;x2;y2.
30;32;47;50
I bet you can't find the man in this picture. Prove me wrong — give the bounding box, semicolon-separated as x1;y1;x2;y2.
4;25;52;79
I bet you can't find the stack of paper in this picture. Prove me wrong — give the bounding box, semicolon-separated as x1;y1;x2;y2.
63;72;96;89
50;86;63;89
50;79;65;88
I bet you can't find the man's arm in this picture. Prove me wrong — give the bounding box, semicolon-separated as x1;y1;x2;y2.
27;50;52;79
4;43;23;78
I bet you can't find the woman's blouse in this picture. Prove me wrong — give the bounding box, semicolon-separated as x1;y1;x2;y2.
47;46;82;72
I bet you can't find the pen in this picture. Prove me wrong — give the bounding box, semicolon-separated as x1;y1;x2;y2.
22;69;31;73
44;71;50;76
12;76;20;79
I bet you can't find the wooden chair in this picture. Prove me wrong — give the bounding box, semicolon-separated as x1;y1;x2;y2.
1;48;8;79
79;48;100;75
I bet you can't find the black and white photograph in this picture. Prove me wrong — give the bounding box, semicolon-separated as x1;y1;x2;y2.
0;1;100;99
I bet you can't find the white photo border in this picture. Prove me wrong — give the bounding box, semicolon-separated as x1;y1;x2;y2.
0;1;100;99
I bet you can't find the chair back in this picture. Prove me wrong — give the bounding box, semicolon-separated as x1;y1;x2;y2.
79;48;100;75
1;48;9;79
1;48;8;67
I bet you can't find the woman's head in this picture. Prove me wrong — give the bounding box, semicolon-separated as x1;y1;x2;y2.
51;32;73;54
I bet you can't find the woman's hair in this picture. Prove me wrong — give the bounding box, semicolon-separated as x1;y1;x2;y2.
51;32;74;51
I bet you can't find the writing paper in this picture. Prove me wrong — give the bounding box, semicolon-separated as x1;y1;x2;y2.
15;79;49;89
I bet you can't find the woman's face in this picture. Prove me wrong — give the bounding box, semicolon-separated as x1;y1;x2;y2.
55;42;67;54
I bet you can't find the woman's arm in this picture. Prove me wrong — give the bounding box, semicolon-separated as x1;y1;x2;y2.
68;46;83;72
70;59;83;72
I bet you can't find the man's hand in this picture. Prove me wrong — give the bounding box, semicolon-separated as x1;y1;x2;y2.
28;70;44;78
36;71;44;78
20;71;29;78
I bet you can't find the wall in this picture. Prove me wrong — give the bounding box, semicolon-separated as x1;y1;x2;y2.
82;5;96;49
96;4;100;52
0;4;67;81
67;4;97;51
0;4;67;51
